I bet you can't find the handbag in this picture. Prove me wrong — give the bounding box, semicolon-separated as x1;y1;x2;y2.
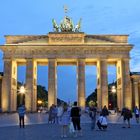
69;122;75;133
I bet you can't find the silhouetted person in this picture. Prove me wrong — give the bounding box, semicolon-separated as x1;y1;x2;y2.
70;101;82;137
18;104;26;128
121;107;132;128
102;105;109;117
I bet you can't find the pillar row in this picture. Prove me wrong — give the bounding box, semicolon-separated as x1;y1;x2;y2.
2;59;17;112
77;59;85;108
25;59;37;112
134;81;139;107
48;59;57;108
97;59;108;110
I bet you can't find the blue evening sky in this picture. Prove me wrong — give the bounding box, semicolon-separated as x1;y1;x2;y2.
0;0;140;102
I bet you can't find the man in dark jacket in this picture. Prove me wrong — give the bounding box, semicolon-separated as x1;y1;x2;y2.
70;101;82;137
121;107;132;128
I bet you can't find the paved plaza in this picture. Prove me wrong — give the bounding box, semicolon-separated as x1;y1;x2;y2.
0;113;140;140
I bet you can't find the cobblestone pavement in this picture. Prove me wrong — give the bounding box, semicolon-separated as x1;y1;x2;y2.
0;123;140;140
0;112;139;127
0;113;140;140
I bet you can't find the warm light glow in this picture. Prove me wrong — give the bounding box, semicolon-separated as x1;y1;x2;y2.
111;86;116;93
37;100;42;104
19;86;26;94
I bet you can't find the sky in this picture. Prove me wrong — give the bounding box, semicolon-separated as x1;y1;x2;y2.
0;0;140;102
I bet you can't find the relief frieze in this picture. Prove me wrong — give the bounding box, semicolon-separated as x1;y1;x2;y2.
49;37;83;43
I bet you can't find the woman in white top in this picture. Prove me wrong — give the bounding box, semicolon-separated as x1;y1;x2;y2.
97;114;108;130
60;104;70;138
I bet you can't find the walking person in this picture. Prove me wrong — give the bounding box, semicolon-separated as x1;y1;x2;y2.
59;104;70;138
70;101;82;137
134;106;139;123
121;107;132;128
18;104;26;128
89;104;97;130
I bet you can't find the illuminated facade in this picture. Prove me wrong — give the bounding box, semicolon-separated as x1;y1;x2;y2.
0;32;134;112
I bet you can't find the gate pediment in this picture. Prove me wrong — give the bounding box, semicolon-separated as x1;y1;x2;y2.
4;33;129;45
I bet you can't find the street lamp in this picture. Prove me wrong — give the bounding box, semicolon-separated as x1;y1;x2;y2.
111;85;116;93
111;84;117;110
19;85;26;94
18;85;26;105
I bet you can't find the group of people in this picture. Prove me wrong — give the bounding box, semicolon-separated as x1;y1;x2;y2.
89;105;109;131
17;103;140;138
89;105;140;131
48;101;82;138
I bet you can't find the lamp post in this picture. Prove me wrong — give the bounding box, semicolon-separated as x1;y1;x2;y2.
111;84;116;110
18;85;26;105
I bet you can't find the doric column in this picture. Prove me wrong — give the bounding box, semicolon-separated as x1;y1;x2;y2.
48;59;57;108
134;81;139;107
123;59;132;109
116;59;124;111
97;59;108;110
2;59;17;112
25;59;37;112
117;59;132;110
77;59;85;108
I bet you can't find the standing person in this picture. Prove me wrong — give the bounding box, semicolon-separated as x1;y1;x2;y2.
70;101;82;137
48;104;54;124
121;107;132;128
57;104;63;124
102;105;109;117
60;104;70;138
134;106;139;123
53;105;58;124
18;104;26;128
89;104;97;130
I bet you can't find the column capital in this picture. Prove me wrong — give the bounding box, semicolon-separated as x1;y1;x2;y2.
97;58;107;62
78;58;85;61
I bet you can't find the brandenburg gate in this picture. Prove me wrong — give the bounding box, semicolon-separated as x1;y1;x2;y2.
0;16;133;112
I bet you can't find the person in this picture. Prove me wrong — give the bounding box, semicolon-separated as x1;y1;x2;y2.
97;114;108;130
18;104;26;128
102;105;109;117
48;104;55;124
57;104;63;124
121;107;132;128
134;106;139;123
53;105;58;123
59;104;70;138
89;104;97;130
70;101;82;137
